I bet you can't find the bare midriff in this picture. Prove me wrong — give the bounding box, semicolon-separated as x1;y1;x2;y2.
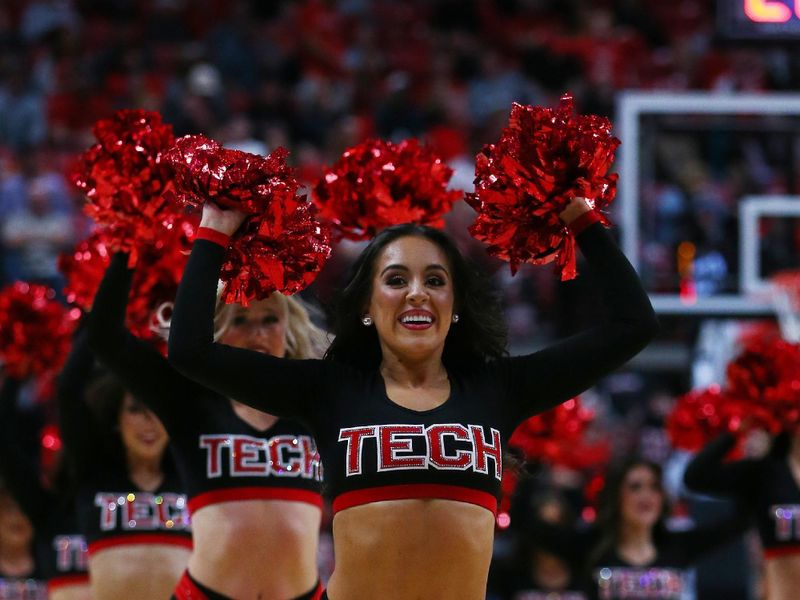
50;586;92;600
765;554;800;600
89;544;190;600
326;498;495;600
188;499;321;598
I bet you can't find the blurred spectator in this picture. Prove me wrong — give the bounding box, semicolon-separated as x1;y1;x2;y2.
0;66;46;151
19;0;80;43
0;486;44;598
1;175;74;288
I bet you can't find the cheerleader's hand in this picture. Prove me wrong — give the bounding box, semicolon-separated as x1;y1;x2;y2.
199;201;247;237
558;196;593;225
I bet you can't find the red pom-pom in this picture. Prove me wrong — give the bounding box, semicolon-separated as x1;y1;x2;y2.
726;338;800;433
669;337;800;452
69;110;179;262
218;195;331;304
58;230;113;310
508;397;609;470
666;385;734;452
666;385;777;453
164;136;332;303
0;283;79;378
466;94;620;278
312;138;462;241
163;135;297;214
59;218;196;341
126;217;196;340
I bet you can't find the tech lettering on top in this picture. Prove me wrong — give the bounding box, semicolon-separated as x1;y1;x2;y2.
93;492;190;532
338;423;503;478
52;535;88;572
199;433;322;480
772;504;800;541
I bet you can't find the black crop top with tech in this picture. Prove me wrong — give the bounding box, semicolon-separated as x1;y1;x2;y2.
58;331;192;556
0;576;47;600
588;525;744;600
684;432;800;559
526;509;746;600
168;221;659;515
86;254;322;515
0;378;86;593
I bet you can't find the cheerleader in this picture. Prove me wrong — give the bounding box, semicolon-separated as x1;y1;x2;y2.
87;252;325;600
586;458;746;600
684;430;800;600
498;490;587;600
0;376;89;599
58;329;191;599
167;196;658;599
0;486;47;599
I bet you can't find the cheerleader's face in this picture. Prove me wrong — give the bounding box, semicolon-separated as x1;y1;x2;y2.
368;235;455;362
118;394;169;462
219;295;287;358
620;465;663;528
0;492;33;550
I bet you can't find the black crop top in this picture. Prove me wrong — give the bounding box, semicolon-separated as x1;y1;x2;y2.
684;432;800;558
87;254;322;515
0;576;47;600
528;510;746;600
0;378;88;591
57;331;192;556
588;522;748;600
169;222;658;515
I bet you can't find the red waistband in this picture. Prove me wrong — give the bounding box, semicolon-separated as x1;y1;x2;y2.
48;573;90;591
764;545;800;559
332;484;498;516
88;533;193;556
188;487;323;514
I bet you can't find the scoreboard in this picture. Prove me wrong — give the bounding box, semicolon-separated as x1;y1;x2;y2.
718;0;800;39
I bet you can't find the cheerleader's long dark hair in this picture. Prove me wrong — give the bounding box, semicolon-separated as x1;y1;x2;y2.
588;458;671;571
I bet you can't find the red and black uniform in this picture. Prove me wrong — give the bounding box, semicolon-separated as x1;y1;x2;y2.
87;254;323;600
0;576;47;600
526;511;747;600
684;432;800;559
58;331;192;558
588;527;744;600
0;377;88;594
168;219;658;518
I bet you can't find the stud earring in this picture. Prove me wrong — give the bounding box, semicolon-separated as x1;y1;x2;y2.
362;316;373;326
452;314;460;323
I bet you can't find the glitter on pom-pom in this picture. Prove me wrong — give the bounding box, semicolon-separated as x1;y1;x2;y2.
467;94;620;279
313;138;462;241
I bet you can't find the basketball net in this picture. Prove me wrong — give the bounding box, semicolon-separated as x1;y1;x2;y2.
770;270;800;343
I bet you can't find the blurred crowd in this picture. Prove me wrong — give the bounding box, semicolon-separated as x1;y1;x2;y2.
1;0;799;297
0;1;797;597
